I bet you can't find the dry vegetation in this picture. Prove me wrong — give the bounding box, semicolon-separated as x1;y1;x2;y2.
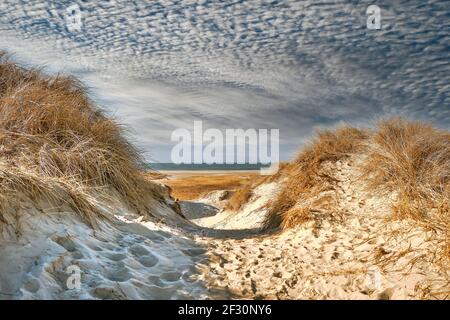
225;118;448;268
224;182;254;211
255;119;448;236
362;119;449;265
362;119;449;223
0;52;161;228
223;164;289;212
161;173;257;200
263;126;369;230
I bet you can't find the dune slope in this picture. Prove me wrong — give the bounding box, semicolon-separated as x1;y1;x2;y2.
193;120;449;299
0;55;213;299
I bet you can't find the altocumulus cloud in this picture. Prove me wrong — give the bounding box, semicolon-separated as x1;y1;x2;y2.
0;0;448;161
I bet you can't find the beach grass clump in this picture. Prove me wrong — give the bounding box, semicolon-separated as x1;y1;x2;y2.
361;118;449;222
263;126;368;230
0;52;160;227
227;117;449;238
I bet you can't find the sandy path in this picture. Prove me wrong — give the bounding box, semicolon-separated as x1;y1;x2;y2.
184;159;449;300
1;161;447;300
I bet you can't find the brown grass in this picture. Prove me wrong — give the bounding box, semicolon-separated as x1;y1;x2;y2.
263;126;369;229
225;183;254;211
255;117;449;269
0;52;161;228
362;118;449;221
161;173;258;201
224;163;290;212
361;118;449;266
259;118;449;234
142;171;168;180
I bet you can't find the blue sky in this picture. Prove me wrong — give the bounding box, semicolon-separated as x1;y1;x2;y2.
0;0;448;162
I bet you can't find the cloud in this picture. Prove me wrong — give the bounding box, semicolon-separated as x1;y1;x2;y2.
0;0;448;161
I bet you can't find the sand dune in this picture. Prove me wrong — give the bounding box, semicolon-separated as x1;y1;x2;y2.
0;55;448;300
190;156;448;299
0;194;212;299
0;56;216;300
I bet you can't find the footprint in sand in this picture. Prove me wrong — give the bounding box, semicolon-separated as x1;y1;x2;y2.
147;275;166;286
91;286;126;300
138;254;159;268
129;244;149;256
128;244;159;268
103;252;127;262
104;261;132;282
161;271;182;282
140;285;178;300
23;277;40;293
71;250;84;259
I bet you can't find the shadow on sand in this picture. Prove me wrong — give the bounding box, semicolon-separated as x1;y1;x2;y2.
169;200;277;240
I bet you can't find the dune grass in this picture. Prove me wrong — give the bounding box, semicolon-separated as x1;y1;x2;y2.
247;117;449;265
215;117;448;241
362;119;449;264
362;118;449;222
223;163;290;212
263;126;369;230
0;52;161;228
224;182;254;211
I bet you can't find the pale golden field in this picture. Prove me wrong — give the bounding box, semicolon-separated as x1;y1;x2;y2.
159;172;259;200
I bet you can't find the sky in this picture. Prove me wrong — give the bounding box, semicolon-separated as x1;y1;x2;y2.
0;0;448;162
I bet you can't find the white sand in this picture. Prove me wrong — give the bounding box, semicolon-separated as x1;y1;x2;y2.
1;160;448;300
0;187;220;300
188;158;449;299
192;182;280;230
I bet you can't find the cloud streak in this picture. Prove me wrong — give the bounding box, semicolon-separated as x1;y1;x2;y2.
0;0;448;161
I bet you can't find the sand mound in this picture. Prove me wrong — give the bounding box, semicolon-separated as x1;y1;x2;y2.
192;119;449;299
0;193;215;299
0;55;217;299
195;154;449;299
0;53;162;228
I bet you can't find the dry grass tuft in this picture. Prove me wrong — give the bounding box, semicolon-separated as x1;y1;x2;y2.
262;118;449;238
263;126;369;230
0;52;161;228
362;118;449;267
279;207;312;230
224;164;289;212
142;171;168;180
362;118;449;222
225;183;254;211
